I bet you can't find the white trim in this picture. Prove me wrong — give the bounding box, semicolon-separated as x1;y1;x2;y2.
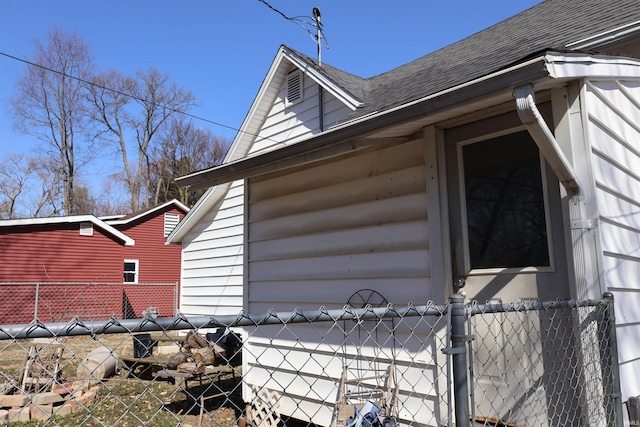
105;199;188;226
0;215;135;246
545;52;640;80
166;183;232;244
566;20;640;50
283;47;362;110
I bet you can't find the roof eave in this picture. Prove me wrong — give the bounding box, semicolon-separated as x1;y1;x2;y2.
176;55;552;190
0;215;135;246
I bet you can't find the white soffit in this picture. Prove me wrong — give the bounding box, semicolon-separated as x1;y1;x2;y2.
545;52;640;80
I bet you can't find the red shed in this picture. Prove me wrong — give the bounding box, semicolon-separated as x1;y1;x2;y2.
0;200;188;322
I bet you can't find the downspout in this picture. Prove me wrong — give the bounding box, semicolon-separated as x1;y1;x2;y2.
319;86;324;132
514;84;579;191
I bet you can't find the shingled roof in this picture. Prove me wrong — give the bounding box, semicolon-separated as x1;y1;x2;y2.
291;0;640;121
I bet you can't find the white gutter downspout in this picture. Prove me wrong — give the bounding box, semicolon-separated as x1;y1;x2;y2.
515;84;579;191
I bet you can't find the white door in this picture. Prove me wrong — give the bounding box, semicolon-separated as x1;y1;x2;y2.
444;116;580;425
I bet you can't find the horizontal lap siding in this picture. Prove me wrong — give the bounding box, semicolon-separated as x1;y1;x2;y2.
179;73;353;317
180;180;245;316
586;79;640;401
247;138;429;308
245;138;440;425
250;78;352;155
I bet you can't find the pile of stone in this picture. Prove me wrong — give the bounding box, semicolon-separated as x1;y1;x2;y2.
0;380;102;422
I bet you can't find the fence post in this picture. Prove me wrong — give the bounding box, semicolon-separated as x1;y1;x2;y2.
601;292;623;427
450;294;470;427
34;282;40;321
174;282;179;316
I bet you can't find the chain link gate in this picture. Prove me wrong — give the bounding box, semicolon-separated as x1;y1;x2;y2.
446;293;622;427
0;294;622;426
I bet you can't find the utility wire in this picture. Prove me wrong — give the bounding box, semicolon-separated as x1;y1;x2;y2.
257;0;330;49
0;51;254;137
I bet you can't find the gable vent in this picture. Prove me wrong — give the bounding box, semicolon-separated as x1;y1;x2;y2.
164;213;180;237
286;70;303;105
79;222;94;236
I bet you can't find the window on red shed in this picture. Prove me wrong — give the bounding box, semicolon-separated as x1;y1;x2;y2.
124;260;139;283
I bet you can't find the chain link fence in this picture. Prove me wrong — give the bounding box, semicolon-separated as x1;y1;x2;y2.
0;294;621;426
0;282;179;324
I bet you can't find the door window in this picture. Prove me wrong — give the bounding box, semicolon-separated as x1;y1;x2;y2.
461;131;550;270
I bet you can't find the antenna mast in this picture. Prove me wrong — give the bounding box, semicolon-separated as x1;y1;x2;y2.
313;7;322;66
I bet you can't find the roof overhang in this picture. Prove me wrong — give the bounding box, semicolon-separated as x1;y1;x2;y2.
176;51;640;192
0;215;135;246
105;199;188;226
177;54;553;191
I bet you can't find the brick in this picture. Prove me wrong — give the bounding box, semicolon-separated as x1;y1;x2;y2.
52;382;73;395
8;406;30;422
32;392;66;405
0;393;29;407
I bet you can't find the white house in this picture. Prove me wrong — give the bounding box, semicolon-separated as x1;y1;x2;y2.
169;0;640;424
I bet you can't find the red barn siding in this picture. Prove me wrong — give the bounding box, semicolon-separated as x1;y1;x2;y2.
116;207;184;284
0;224;125;282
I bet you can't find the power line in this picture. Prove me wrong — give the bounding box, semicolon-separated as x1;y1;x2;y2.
0;51;245;136
257;0;330;49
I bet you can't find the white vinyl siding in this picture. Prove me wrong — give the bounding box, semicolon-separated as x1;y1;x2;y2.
178;68;353;318
244;138;440;425
179;180;245;316
250;75;352;155
584;79;640;402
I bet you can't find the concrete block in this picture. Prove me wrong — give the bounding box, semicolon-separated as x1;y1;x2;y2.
0;409;8;420
0;393;29;407
8;406;30;422
32;391;66;405
30;403;53;421
75;390;96;407
54;401;75;416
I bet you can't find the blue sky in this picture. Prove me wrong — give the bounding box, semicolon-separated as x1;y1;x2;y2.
0;0;541;194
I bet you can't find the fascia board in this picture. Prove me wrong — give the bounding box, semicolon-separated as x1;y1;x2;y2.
282;47;362;110
105;199;189;226
0;215;135;246
224;47;292;165
545;52;640;79
166;184;230;244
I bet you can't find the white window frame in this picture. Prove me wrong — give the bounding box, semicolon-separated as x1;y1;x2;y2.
124;259;139;284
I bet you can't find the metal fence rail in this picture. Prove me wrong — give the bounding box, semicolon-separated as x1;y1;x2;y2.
0;282;179;324
0;294;621;427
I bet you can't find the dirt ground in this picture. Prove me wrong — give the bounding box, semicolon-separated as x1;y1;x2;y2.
0;333;242;426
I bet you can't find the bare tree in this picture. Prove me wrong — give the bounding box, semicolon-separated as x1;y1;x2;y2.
0;153;67;218
10;28;94;215
0;154;29;219
149;118;228;206
88;68;197;211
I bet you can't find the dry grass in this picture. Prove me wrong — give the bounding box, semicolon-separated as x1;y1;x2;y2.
0;333;242;426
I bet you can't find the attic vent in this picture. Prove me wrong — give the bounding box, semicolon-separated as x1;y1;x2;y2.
286;70;303;104
164;213;180;237
79;222;93;236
